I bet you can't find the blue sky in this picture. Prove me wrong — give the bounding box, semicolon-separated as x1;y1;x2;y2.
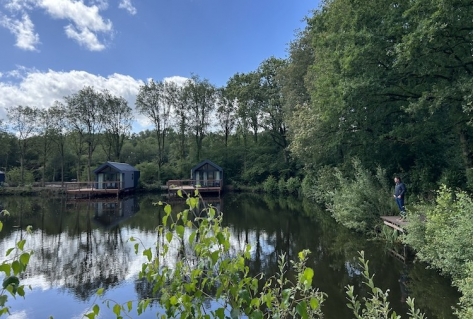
0;0;319;129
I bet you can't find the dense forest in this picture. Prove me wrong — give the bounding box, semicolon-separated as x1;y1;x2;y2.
0;0;472;317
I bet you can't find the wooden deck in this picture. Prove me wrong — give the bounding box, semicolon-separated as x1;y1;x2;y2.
64;181;132;199
167;179;222;196
381;215;408;233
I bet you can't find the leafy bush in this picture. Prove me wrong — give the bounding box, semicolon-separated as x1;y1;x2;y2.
304;166;340;204
403;185;473;319
5;168;34;187
262;175;278;193
286;177;300;195
327;158;393;233
278;177;286;193
135;162;160;185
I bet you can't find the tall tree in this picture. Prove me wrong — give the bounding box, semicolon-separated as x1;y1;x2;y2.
65;87;105;182
257;57;289;161
135;80;172;181
7;105;39;185
49;101;70;185
182;75;216;162
216;87;237;148
37;108;55;186
101;90;132;161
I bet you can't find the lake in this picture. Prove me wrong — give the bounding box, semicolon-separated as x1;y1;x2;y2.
0;193;459;318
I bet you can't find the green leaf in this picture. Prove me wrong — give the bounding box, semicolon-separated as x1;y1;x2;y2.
127;301;133;312
176;225;185;238
214;308;225;319
11;260;21;275
296;301;308;319
0;221;2;232
0;263;11;276
2;275;19;289
249;310;263;319
143;248;152;261
310;297;319;310
230;308;240;319
164;204;172;215
5;248;14;257
17;239;26;251
113;304;121;316
194;189;199;196
20;253;30;267
177;189;183;198
134;243;139;254
166;232;173;243
210;251;219;265
93;304;100;315
303;267;314;283
17;286;25;297
96;288;105;296
169;296;178;305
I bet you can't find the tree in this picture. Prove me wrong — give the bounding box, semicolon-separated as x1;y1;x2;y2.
257;57;289;161
182;75;216;162
7;105;39;185
49;101;70;185
216;87;237;148
65;87;105;182
101;90;132;161
136;80;172;182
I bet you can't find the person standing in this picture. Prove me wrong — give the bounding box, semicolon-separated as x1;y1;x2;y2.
393;176;406;219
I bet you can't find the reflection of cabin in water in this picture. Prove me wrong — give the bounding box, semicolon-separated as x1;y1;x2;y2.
167;159;223;196
93;197;140;229
0;171;4;185
65;162;140;199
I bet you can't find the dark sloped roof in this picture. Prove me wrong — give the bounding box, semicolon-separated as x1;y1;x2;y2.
191;159;223;172
93;161;139;174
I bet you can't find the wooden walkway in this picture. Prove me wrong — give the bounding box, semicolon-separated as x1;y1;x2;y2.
381;216;408;232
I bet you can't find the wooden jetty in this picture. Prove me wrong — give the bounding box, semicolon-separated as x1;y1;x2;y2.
381;215;408;233
166;179;222;197
65;181;126;199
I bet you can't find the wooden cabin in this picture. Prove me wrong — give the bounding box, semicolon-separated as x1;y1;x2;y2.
65;162;140;199
93;161;140;191
167;159;223;196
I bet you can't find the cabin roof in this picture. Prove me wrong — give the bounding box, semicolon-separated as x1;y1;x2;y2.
93;161;139;174
191;159;223;172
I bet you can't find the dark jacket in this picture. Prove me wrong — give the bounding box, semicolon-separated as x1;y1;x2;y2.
394;182;406;198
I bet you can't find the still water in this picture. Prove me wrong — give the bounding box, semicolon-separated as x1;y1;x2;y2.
0;193;459;319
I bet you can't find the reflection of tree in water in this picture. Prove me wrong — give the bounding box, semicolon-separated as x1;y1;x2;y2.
20;202;132;301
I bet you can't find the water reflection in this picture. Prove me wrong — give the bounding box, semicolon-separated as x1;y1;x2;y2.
0;193;460;319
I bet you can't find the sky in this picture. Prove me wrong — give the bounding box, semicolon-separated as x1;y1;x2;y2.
0;0;319;131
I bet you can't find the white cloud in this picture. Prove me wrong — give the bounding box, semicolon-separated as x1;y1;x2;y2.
37;0;113;50
118;0;136;15
163;75;189;87
0;68;146;128
64;24;105;51
0;13;40;50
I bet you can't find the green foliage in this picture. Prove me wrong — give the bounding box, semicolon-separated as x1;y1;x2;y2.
262;175;278;193
5;168;34;187
86;193;326;318
278;177;286;193
286;177;301;195
303;166;340;205
403;185;473;319
404;185;472;280
346;251;426;319
0;217;33;317
327;158;393;233
135;162;160;186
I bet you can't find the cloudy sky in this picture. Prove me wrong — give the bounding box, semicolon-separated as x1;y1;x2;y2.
0;0;318;130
